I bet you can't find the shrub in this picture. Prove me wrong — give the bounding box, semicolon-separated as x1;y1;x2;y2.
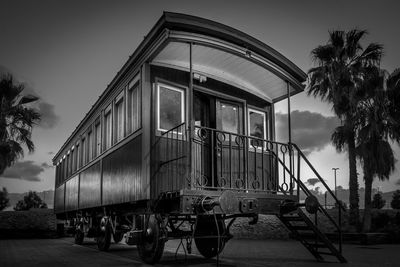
391;190;400;209
0;187;10;211
372;193;386;209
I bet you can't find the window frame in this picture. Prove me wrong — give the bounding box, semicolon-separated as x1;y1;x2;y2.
247;107;268;150
103;104;112;150
81;137;86;166
94;119;101;158
127;74;141;134
114;90;125;144
156;82;186;133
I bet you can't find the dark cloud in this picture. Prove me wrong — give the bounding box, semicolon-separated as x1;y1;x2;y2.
396;179;400;186
306;178;321;186
0;160;44;181
276;110;340;155
36;102;59;128
41;162;54;169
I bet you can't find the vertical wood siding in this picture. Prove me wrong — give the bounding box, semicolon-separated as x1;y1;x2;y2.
79;162;101;209
151;137;188;198
102;136;143;205
54;184;65;213
65;175;79;211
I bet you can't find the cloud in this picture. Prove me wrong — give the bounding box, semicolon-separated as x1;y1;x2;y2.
396;179;400;186
276;110;340;155
36;102;59;128
48;151;54;155
41;162;54;169
0;160;44;181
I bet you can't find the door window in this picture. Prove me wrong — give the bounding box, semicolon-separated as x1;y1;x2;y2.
218;102;240;134
248;108;267;148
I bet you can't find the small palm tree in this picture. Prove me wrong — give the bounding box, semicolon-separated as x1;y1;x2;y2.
308;29;383;227
0;74;40;175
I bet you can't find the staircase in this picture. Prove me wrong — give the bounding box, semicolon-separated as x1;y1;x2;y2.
280;208;347;263
277;143;347;263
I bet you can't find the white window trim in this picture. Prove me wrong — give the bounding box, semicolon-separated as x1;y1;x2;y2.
127;78;140;133
157;83;185;133
247;108;267;150
114;92;125;142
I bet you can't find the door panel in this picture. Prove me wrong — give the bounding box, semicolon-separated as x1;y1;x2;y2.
215;99;245;188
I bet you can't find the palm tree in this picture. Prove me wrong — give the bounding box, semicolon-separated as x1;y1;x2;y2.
0;73;40;175
357;67;400;232
308;30;383;227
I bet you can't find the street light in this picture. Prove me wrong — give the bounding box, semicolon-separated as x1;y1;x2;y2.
332;168;339;198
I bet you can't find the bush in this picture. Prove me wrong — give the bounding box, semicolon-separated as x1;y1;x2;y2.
372;212;390;231
372;193;386;209
391;190;400;209
14;191;47;211
0;187;10;211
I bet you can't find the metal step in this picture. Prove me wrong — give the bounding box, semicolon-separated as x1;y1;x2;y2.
278;208;347;263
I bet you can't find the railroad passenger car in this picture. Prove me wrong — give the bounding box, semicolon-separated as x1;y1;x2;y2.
53;12;346;264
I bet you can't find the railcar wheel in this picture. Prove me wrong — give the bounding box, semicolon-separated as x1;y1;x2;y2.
97;217;111;251
194;215;226;259
136;214;165;264
74;228;84;245
113;231;124;243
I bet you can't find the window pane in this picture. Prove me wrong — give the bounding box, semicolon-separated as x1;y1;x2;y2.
76;144;80;170
81;139;86;165
95;123;101;157
249;111;265;139
159;86;183;131
104;111;112;149
128;83;140;134
87;131;92;161
114;98;124;143
220;103;239;134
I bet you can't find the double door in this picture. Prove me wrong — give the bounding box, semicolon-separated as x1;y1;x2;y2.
193;91;245;188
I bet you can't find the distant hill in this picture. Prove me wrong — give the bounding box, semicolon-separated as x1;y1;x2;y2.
5;190;54;211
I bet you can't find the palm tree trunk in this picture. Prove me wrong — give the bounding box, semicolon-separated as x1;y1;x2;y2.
348;133;360;228
363;173;373;232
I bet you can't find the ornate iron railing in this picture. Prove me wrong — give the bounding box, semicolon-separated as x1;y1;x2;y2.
152;124;344;252
151;123;190;196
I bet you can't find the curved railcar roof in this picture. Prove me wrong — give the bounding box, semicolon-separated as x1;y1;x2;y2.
53;12;306;163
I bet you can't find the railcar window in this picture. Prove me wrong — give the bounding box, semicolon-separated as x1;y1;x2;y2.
127;76;140;134
81;138;86;166
114;93;124;143
157;84;185;132
70;150;75;174
76;143;80;170
104;106;112;149
94;122;101;157
87;130;93;162
248;108;267;148
63;156;67;182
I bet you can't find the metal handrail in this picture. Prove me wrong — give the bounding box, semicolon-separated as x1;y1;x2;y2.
291;143;346;212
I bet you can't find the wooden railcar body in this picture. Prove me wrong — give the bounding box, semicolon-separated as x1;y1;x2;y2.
52;12;345;264
53;12;305;217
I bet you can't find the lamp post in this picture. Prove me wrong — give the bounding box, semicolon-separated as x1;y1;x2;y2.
332;168;339;198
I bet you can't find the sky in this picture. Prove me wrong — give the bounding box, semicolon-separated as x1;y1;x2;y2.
0;0;400;194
